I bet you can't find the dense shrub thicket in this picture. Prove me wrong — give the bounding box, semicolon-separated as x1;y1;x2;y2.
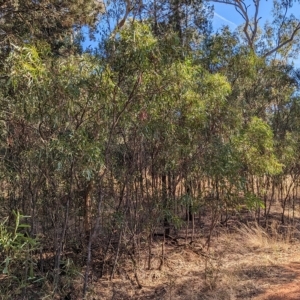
1;0;300;298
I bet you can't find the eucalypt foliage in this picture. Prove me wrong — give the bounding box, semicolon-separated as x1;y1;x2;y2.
0;211;38;291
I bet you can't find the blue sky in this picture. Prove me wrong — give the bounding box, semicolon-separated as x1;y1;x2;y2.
212;0;292;30
213;3;242;30
213;1;271;29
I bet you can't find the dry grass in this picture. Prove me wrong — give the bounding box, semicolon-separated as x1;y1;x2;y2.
236;221;294;250
78;221;300;300
6;204;297;300
4;220;296;299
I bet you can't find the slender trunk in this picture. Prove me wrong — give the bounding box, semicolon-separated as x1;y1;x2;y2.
84;181;93;239
147;230;152;270
162;173;170;236
53;163;73;293
110;227;123;280
83;188;103;297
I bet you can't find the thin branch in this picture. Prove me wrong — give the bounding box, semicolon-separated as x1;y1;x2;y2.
251;0;260;45
210;0;300;56
238;0;253;49
263;22;300;57
276;4;289;46
212;0;255;49
110;0;133;35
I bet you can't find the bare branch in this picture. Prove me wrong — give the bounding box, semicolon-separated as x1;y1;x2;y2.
210;0;300;57
116;0;133;30
236;0;254;49
276;4;289;46
263;22;300;57
212;0;257;49
251;0;260;45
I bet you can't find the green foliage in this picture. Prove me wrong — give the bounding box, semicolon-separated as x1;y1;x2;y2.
0;211;38;277
8;44;48;87
0;0;103;58
243;192;265;211
234;117;283;175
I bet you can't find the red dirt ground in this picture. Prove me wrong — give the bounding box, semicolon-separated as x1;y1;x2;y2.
255;262;300;300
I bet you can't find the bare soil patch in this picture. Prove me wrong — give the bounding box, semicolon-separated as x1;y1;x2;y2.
254;262;300;300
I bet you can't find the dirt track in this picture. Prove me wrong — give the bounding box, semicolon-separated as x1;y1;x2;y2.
255;262;300;300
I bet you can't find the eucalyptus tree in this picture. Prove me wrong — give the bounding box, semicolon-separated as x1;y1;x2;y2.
1;43;110;294
198;23;298;222
0;1;108;296
102;20;234;254
0;0;104;57
210;0;300;59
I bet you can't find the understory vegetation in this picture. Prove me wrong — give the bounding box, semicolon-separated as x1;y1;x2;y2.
1;0;300;299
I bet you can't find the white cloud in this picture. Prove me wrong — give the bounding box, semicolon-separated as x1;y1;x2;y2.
214;12;237;27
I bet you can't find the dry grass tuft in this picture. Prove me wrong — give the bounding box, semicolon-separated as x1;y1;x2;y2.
237;222;271;249
236;221;294;251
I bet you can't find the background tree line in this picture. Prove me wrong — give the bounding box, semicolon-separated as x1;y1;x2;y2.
1;0;300;298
